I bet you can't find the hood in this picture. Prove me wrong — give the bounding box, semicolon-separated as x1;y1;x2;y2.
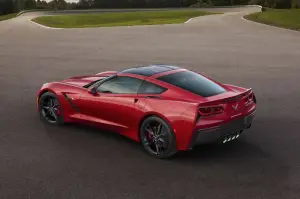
61;75;106;87
60;71;117;87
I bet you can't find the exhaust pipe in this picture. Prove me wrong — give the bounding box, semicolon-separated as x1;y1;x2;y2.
222;131;242;144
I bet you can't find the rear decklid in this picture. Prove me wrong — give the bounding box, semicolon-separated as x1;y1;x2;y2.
197;88;255;117
202;89;252;105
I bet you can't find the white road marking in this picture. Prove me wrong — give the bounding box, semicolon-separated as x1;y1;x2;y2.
29;19;62;30
184;17;195;24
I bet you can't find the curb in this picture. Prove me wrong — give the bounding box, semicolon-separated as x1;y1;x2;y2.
27;5;264;29
184;5;262;24
241;15;300;34
17;9;53;16
241;5;299;34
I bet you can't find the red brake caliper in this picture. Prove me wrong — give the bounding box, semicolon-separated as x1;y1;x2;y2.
146;129;153;140
56;106;61;116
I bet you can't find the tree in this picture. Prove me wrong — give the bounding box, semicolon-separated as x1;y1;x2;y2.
0;0;15;15
49;0;67;10
292;0;300;8
275;0;292;8
77;0;93;8
249;0;292;7
36;0;52;9
24;0;36;9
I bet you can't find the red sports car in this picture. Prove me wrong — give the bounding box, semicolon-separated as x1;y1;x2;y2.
37;65;256;158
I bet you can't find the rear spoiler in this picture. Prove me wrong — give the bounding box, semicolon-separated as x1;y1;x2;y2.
199;88;253;107
221;88;252;103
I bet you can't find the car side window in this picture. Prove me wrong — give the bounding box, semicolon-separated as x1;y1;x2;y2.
138;81;167;94
96;76;143;94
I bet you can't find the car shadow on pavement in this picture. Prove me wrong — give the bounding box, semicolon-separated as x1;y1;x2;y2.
42;122;269;162
173;138;270;163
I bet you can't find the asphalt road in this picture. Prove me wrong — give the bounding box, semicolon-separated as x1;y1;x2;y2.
0;6;300;199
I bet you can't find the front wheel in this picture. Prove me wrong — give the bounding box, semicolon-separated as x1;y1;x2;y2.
38;91;64;125
139;116;177;159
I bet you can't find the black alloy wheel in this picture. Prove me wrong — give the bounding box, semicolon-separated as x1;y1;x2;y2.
38;92;64;125
140;116;177;159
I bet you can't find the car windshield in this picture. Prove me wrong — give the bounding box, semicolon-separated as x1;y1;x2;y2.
157;70;226;97
84;75;116;88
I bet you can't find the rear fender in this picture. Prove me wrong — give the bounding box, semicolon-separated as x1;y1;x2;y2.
172;105;198;150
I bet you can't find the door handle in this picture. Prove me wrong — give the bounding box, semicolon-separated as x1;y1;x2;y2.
134;98;139;103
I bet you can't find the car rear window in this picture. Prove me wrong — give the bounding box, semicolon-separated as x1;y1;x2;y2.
157;71;226;97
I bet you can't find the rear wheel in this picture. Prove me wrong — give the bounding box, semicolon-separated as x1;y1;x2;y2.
140;116;177;159
38;92;64;125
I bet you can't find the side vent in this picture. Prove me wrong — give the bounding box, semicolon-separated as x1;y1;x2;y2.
62;93;80;112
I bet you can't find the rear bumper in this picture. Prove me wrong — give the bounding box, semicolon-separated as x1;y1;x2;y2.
188;111;255;149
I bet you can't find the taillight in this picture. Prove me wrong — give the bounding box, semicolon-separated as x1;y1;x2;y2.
244;93;256;105
198;106;224;117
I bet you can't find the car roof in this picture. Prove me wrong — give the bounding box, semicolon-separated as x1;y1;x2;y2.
119;64;180;77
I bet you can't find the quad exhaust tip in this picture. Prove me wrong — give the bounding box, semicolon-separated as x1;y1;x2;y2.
222;132;241;143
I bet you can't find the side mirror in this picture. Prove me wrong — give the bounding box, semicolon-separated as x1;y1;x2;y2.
88;87;97;95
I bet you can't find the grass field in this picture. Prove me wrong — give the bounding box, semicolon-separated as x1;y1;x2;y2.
32;10;217;28
0;13;17;22
245;8;300;31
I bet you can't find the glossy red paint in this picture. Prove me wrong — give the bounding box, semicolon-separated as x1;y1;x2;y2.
37;66;256;151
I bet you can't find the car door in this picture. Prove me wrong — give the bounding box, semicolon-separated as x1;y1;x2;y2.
78;75;145;135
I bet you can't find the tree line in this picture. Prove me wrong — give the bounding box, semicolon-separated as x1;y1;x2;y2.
1;0;299;16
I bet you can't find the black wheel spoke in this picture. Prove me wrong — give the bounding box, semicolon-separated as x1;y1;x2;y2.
155;143;160;154
41;108;49;117
143;138;151;146
53;99;59;108
51;110;58;121
158;138;168;148
42;105;50;110
48;98;53;107
156;123;162;135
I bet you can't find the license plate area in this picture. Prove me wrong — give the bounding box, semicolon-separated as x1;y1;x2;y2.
221;117;245;133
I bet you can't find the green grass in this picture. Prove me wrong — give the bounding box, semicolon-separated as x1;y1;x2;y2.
245;8;300;31
32;10;218;28
0;13;17;22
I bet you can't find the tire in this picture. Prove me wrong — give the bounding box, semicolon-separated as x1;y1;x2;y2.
38;91;64;125
139;116;177;159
